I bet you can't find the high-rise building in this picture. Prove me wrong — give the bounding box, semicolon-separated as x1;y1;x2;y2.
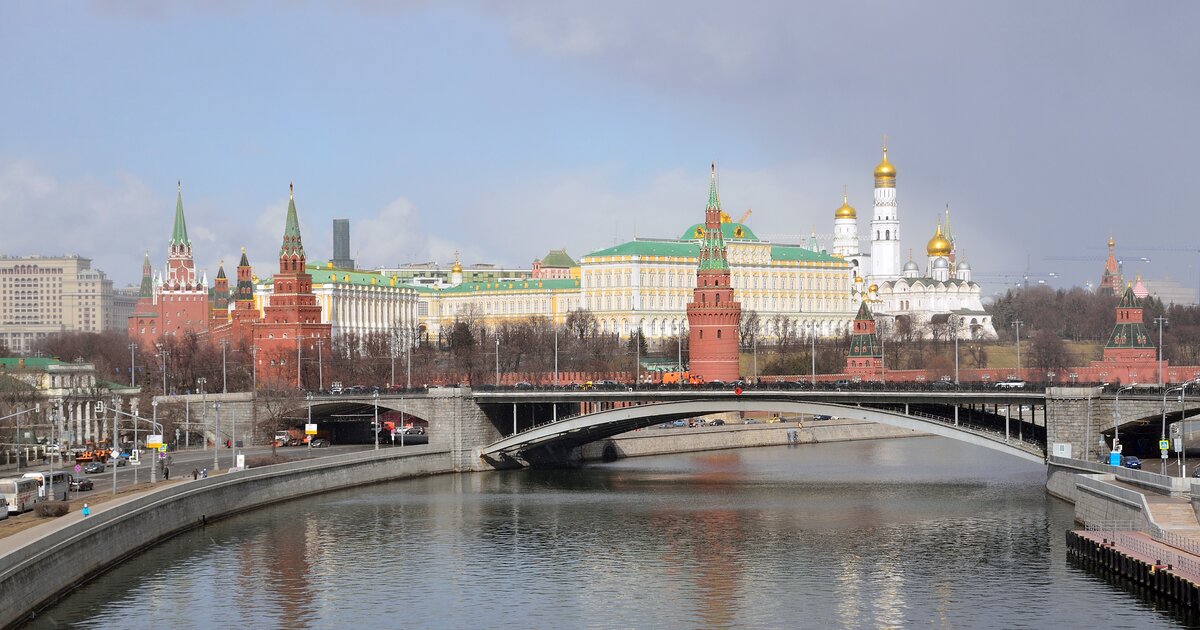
331;218;355;270
0;255;122;353
686;165;741;382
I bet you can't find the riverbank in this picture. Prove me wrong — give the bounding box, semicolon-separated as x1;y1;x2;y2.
0;446;452;630
579;417;922;461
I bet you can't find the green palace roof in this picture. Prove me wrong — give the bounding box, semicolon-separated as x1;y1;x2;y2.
0;357;66;370
259;262;416;289
415;278;580;295
583;237;843;264
540;249;577;268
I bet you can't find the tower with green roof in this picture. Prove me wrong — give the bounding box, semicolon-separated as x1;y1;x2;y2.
1102;285;1156;363
845;300;883;377
686;164;742;382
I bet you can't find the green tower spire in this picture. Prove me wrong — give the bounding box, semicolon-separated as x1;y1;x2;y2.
279;182;306;258
170;180;189;246
138;252;154;298
699;164;730;271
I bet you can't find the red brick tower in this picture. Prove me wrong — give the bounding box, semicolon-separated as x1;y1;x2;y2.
686;165;741;382
845;300;883;377
1099;236;1122;296
209;262;230;329
1102;284;1156;363
228;248;261;347
253;184;331;388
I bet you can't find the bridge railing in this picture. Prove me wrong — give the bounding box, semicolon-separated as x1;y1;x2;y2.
886;406;1044;453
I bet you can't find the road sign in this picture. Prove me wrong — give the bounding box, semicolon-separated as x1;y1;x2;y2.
146;434;163;449
73;464;81;472
1175;438;1183;453
305;423;318;435
1159;439;1170;450
159;444;167;453
1162;449;1169;459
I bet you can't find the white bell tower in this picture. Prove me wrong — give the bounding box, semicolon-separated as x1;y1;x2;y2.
869;139;901;281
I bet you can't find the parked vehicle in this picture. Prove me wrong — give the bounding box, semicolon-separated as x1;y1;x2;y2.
83;462;106;474
0;477;39;514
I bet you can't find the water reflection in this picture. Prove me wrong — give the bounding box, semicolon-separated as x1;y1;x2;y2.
24;437;1194;629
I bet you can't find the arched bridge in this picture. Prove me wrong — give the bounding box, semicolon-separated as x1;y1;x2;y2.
475;389;1048;467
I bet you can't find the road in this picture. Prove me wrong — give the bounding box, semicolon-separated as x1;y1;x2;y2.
21;443;382;499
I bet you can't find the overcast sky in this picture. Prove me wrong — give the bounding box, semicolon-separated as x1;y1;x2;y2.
1;1;1197;300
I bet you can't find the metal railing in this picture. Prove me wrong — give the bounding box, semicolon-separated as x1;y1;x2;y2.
1083;520;1200;569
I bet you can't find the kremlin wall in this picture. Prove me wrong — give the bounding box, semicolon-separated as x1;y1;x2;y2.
125;146;1200;387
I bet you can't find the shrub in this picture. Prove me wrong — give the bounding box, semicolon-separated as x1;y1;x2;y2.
35;501;70;517
244;454;287;468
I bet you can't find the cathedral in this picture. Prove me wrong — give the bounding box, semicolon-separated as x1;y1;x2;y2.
830;144;997;340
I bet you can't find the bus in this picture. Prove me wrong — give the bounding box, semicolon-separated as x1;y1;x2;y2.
23;471;71;501
0;477;39;514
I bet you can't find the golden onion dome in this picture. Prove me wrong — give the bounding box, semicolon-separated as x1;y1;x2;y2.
451;251;463;274
869;283;879;293
835;192;856;219
874;147;896;179
926;223;952;257
854;275;864;284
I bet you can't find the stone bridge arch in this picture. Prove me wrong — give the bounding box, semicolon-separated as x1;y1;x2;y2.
482;399;1045;468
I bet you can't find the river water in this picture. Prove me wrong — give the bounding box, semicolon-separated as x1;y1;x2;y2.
25;436;1196;629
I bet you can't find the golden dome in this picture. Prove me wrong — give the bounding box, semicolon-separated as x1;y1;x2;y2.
869;283;879;293
451;250;463;274
926;223;952;257
854;275;864;284
835;191;856;219
874;147;896;179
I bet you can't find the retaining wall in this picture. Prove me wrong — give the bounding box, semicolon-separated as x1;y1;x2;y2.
0;446;453;629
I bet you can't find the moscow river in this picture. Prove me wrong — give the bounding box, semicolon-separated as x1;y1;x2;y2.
25;436;1196;629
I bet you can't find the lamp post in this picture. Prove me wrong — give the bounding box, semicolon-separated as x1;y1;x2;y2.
953;315;960;386
1;404;40;473
1155;316;1168;387
1181;379;1198;477
156;344;169;394
316;339;324;391
373;391;379;451
212;402;220;471
494;336;500;387
810;322;817;386
220;339;229;393
554;322;559;387
306;393;313;459
1114;383;1138;463
150;400;158;484
296;336;304;390
1012;319;1024;380
406;327;412;390
128;343;137;387
197;377;208;452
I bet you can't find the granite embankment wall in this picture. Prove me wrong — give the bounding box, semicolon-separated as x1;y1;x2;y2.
579;419;922;461
0;446;453;630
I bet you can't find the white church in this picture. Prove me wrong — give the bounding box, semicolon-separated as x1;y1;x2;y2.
830;144;997;340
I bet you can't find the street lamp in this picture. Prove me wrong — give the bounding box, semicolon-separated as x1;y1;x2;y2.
1113;383;1138;464
212;402;221;472
373;391;379;451
1180;379;1199;477
494;336;500;387
953;315;960;385
1155;316;1168;387
128;343;137;387
197;377;208;453
306;393;313;459
809;322;817;386
554;321;559;387
156;343;169;394
1012;319;1024;380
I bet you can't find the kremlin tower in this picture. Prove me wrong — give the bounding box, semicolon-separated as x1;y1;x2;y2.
845;300;883;378
1099;236;1122;295
686;165;741;382
869;141;901;282
252;184;331;388
128;183;210;345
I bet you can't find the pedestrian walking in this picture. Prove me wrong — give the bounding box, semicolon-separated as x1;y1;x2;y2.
201;468;207;479
192;468;199;481
81;503;90;517
163;466;170;480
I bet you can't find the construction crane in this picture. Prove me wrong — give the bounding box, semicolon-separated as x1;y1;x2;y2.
737;208;753;224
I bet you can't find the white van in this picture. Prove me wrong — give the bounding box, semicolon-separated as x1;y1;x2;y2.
0;477;40;514
23;471;71;500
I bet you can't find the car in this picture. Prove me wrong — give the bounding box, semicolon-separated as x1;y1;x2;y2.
1192;467;1200;479
670;420;687;427
930;380;956;390
812;414;833;421
995;380;1026;390
70;478;94;492
513;381;534;390
401;426;425;435
709;419;725;426
1122;456;1142;470
743;419;761;425
784;380;812;390
706;380;727;389
83;462;106;474
309;438;330;448
832;379;852;389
